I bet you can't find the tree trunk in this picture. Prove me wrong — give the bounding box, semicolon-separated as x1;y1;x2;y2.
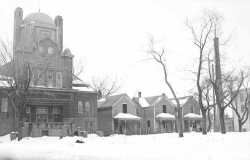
219;108;226;134
238;120;242;132
177;107;184;137
207;110;212;132
201;110;207;135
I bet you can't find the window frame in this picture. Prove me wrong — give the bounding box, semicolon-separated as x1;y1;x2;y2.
162;105;167;113
122;103;127;113
1;97;8;113
78;101;84;114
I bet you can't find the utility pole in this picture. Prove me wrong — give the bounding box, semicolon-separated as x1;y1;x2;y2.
211;64;217;131
214;36;225;133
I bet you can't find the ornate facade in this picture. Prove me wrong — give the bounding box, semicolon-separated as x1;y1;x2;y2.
0;7;98;137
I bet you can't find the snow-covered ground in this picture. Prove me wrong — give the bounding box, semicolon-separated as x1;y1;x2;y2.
0;132;250;160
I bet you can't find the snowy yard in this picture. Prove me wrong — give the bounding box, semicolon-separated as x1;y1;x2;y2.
0;132;250;160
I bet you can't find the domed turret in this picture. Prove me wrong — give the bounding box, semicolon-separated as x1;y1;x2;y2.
24;12;55;27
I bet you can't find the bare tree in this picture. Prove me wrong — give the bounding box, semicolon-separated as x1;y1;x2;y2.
227;74;249;132
186;13;213;135
199;78;214;132
90;76;121;99
0;39;51;139
0;39;32;140
146;35;184;137
73;58;84;77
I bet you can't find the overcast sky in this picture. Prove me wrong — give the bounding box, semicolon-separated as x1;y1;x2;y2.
0;0;250;98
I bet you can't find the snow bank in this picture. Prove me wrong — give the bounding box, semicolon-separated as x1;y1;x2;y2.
0;132;250;160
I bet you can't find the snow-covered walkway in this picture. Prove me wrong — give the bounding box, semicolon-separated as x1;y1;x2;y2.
0;132;250;160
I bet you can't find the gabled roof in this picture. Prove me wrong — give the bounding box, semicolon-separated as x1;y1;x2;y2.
133;97;150;108
169;96;193;107
145;95;161;105
145;94;173;106
98;93;127;109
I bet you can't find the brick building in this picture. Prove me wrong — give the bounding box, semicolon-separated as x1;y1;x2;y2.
0;7;98;137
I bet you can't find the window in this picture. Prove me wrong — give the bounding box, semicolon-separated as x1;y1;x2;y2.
163;105;167;113
241;105;245;112
56;72;62;88
240;93;244;102
51;106;62;122
36;107;48;123
37;70;45;87
47;71;54;87
122;104;127;113
190;106;194;113
1;98;8;113
26;106;31;114
136;108;140;115
25;106;31;122
85;101;91;113
48;47;54;55
147;120;151;128
78;101;84;114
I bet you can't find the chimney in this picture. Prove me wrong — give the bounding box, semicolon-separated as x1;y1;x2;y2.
138;92;142;98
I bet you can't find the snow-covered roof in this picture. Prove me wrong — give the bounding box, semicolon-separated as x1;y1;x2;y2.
156;113;175;120
114;113;141;121
0;80;10;87
72;86;95;92
170;97;189;106
184;113;202;120
138;97;150;108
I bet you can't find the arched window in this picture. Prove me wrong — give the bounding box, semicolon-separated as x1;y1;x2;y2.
78;101;84;114
85;101;91;113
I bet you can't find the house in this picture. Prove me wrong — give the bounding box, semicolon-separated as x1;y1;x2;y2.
133;92;202;134
133;92;176;134
0;7;98;137
171;96;202;132
97;93;141;136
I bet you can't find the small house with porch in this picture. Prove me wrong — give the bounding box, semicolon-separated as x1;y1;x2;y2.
97;93;141;136
171;96;202;132
133;92;176;134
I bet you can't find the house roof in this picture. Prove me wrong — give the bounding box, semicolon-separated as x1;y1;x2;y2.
133;97;150;108
133;94;197;110
98;93;127;108
169;96;193;107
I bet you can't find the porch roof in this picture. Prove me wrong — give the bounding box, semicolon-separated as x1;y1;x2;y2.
156;113;175;120
184;113;202;120
114;113;141;121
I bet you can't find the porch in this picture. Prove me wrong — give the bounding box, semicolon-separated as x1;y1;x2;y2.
156;113;176;133
113;113;141;135
183;113;202;132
